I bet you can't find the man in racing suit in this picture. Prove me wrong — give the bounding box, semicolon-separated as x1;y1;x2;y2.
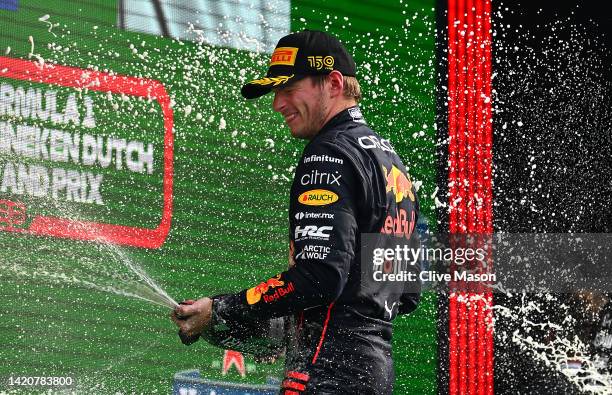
172;30;421;394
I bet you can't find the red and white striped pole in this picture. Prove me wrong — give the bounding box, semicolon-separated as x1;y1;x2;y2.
447;0;494;393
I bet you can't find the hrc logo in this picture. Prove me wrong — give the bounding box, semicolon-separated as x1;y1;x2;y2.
270;47;298;66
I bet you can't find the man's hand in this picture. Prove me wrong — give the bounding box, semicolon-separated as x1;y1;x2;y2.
171;297;213;345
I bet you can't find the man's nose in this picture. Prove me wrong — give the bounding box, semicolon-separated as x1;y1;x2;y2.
272;91;286;113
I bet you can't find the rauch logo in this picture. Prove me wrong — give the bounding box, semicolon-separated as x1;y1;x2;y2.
298;189;338;206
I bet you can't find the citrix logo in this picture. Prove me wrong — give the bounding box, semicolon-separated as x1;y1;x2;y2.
294;225;333;240
300;169;341;186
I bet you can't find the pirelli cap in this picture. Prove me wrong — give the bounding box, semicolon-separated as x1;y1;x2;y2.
241;30;357;99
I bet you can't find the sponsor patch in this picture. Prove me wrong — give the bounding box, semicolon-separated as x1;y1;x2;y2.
303;154;343;165
262;282;295;303
295;245;331;260
300;169;341;186
270;47;298;66
348;107;366;124
358;135;396;153
298;189;339;206
295;212;335;220
307;56;334;70
380;208;416;240
384;165;415;203
246;274;285;305
294;225;333;241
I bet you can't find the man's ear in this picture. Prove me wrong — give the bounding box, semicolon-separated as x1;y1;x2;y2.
327;70;344;98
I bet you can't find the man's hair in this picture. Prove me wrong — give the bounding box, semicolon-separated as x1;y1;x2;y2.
310;75;362;103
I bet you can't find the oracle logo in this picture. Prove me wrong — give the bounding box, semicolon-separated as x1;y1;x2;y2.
357;135;396;153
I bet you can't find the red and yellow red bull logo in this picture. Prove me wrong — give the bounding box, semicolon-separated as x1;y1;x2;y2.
263;282;294;303
384;165;415;203
270;47;298;66
246;274;285;305
381;207;416;240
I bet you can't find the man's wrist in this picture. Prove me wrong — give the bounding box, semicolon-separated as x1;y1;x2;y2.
207;297;227;331
211;293;248;324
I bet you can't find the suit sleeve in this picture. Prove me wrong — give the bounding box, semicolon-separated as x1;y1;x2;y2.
213;142;360;323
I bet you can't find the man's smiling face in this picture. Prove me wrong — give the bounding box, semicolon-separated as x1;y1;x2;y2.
272;77;330;140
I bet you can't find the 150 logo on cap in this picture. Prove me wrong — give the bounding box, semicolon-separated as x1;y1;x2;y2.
307;56;334;70
270;47;298;66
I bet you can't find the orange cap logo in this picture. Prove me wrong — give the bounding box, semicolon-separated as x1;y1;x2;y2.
270;47;298;66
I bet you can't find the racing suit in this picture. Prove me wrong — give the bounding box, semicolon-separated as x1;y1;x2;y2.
213;106;421;394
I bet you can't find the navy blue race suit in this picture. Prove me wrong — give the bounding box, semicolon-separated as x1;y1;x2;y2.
213;106;421;394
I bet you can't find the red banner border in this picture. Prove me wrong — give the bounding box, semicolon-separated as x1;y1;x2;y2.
0;56;174;249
